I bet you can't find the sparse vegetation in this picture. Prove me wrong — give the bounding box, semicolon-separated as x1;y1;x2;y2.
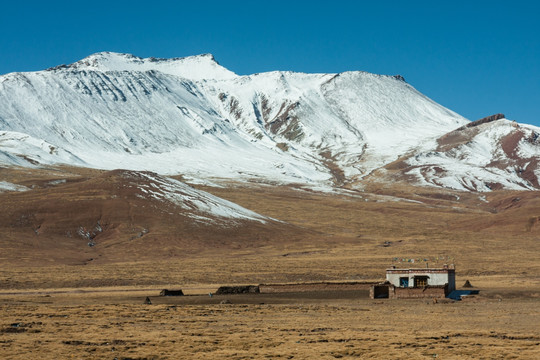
0;287;538;359
0;166;539;358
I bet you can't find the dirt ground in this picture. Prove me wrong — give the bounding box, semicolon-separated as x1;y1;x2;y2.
1;287;539;359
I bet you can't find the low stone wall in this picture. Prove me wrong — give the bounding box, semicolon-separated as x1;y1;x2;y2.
391;285;448;299
370;284;449;299
160;289;184;296
259;282;378;293
215;285;260;295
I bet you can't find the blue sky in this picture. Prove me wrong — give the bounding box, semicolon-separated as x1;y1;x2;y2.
1;1;538;126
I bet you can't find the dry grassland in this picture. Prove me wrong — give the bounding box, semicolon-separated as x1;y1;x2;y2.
1;167;540;358
0;289;539;359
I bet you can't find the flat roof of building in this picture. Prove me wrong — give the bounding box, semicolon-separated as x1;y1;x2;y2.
386;267;455;274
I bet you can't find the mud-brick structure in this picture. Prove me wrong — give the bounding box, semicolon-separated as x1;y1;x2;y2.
371;265;456;299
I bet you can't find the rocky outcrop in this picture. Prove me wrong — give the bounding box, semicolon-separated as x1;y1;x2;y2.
454;113;506;131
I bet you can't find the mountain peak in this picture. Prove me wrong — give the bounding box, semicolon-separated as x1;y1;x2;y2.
59;52;237;81
82;51;218;64
6;52;539;193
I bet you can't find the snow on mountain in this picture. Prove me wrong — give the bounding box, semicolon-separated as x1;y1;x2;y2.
0;131;83;167
0;180;29;193
1;51;538;192
122;170;270;224
52;52;237;80
400;116;540;191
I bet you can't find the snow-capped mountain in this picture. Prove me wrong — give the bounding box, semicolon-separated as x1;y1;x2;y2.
1;52;539;191
396;114;540;192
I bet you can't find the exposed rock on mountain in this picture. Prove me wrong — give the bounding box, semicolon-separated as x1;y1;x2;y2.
1;52;539;191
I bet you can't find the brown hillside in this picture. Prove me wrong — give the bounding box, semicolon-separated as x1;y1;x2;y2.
0;168;309;266
0;166;539;289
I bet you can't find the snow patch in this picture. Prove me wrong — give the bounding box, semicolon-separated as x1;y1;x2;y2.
127;172;270;224
0;181;29;193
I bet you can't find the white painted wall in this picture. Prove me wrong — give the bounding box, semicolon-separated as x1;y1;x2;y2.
386;269;455;291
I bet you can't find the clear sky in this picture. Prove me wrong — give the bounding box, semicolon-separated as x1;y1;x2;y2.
1;1;538;126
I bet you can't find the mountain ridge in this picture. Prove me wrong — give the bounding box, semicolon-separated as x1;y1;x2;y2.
42;52;236;80
1;52;538;192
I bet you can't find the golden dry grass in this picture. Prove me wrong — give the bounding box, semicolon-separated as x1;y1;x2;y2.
1;166;540;358
0;290;539;359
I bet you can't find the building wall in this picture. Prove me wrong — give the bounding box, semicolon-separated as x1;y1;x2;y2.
386;268;455;290
390;285;448;299
386;272;407;287
369;283;449;299
427;273;450;287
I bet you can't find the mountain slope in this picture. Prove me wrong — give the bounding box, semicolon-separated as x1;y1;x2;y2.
0;169;303;263
0;52;467;186
378;114;540;191
1;52;539;191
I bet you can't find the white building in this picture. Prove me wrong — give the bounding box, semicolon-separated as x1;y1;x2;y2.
385;264;455;292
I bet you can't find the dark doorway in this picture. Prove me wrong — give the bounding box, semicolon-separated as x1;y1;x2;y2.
373;285;389;298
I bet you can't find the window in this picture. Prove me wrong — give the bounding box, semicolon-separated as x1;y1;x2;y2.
414;276;428;287
399;277;409;287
